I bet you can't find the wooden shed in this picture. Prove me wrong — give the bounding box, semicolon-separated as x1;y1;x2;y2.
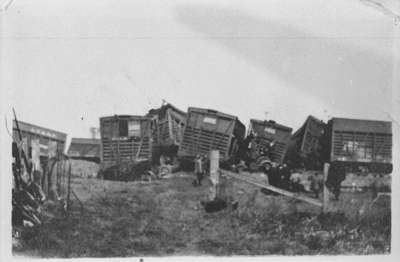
12;120;67;159
247;119;293;164
178;107;245;162
99;115;155;169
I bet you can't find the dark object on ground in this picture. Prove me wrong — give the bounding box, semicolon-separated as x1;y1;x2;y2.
231;200;239;211
260;188;279;196
266;166;280;187
317;211;348;226
101;160;151;181
201;198;228;213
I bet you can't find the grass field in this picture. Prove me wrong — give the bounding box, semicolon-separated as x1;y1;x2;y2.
13;172;391;257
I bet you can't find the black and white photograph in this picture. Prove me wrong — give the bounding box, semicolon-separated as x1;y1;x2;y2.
1;0;399;259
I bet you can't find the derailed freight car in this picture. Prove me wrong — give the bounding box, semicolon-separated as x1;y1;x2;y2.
147;103;187;162
323;117;392;173
285;115;326;170
99;115;156;179
243;119;292;170
178;107;245;165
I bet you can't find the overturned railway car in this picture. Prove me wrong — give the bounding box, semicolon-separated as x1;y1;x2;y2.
324;117;392;173
147;103;187;161
247;119;293;165
285;115;326;169
178;107;245;163
99;115;155;172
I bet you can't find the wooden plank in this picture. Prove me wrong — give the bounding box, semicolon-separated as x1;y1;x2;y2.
221;170;323;207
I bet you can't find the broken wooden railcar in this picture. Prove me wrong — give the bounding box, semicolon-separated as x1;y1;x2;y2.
285;115;326;170
67;138;101;163
146;103;187;161
246;119;293;167
178;107;245;164
322;117;393;173
99;115;156;179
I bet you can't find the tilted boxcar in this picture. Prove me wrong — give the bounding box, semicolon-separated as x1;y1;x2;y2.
247;119;293;165
147;103;187;161
178;107;245;162
285;115;326;169
99;115;155;170
324;117;392;173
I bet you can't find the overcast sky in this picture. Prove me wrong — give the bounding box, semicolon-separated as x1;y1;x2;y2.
2;0;399;139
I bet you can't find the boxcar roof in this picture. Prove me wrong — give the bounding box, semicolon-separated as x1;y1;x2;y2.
13;120;67;141
331;117;392;134
100;115;153;121
292;115;325;137
147;103;187;118
188;107;238;121
250;119;293;133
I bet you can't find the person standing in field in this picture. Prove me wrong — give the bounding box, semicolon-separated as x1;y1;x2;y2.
308;172;324;198
194;154;204;186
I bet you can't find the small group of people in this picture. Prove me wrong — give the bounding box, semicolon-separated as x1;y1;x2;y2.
263;164;328;199
263;163;292;190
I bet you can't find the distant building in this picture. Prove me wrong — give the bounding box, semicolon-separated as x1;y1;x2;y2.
67;138;101;163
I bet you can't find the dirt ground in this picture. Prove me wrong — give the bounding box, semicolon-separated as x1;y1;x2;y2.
13;172;391;257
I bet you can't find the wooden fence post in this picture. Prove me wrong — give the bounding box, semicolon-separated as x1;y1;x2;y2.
66;161;72;214
209;150;220;200
323;163;330;213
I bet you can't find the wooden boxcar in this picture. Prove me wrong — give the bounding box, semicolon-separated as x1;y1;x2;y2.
67;138;101;163
147;103;187;147
12;120;67;159
99;115;155;169
178;107;245;162
324;117;392;173
247;119;293;164
285;115;326;169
